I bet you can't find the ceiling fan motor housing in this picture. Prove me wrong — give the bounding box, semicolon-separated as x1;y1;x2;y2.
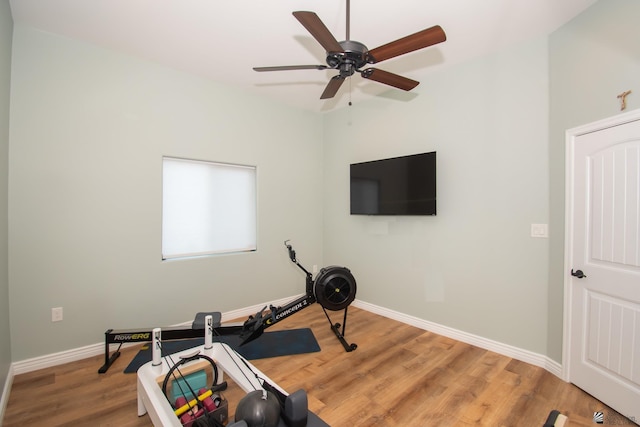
326;40;368;76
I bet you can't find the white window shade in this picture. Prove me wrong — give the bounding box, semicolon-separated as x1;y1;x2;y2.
162;157;257;259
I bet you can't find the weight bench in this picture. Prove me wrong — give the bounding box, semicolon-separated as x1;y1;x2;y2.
136;319;330;427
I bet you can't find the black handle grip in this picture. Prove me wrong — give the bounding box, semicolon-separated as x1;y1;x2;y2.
285;239;296;262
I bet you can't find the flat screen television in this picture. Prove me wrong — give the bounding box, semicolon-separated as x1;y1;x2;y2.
350;151;436;216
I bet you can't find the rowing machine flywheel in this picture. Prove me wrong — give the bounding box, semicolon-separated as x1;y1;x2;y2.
313;266;357;311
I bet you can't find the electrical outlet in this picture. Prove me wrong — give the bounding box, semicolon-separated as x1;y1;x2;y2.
51;307;63;322
313;264;318;274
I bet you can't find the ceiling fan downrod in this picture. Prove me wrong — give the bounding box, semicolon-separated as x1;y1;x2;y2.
346;0;350;41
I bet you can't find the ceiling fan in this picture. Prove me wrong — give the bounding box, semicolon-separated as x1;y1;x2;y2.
253;0;447;100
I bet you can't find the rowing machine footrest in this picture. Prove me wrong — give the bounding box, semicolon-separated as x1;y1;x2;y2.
192;312;222;329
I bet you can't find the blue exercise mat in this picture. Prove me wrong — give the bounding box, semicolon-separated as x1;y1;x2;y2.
124;328;320;373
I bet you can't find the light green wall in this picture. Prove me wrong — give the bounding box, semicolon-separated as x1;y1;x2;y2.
5;0;638;366
8;25;324;360
0;0;13;404
547;0;640;362
322;0;639;362
323;38;551;354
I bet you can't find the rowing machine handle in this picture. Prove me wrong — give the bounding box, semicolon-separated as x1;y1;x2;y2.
285;240;296;262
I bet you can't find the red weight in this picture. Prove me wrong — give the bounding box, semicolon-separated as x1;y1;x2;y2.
202;397;215;412
180;411;195;426
174;396;188;409
181;408;204;427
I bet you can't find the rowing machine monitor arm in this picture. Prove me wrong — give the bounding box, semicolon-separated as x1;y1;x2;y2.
286;240;314;294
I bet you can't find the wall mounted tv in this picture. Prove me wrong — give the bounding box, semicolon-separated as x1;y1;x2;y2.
350;151;436;216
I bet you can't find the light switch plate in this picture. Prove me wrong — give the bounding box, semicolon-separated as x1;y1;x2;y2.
51;307;63;322
531;223;548;238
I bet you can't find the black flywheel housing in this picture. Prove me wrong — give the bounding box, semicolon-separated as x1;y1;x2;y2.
314;266;357;311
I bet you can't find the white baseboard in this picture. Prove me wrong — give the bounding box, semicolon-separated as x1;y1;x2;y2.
7;295;563;379
11;342;108;376
0;364;14;426
10;294;301;376
352;300;564;379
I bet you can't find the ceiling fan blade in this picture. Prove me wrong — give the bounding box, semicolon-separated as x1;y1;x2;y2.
320;76;346;99
366;25;446;63
293;11;344;53
360;68;419;91
254;65;328;72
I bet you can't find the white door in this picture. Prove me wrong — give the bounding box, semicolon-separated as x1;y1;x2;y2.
565;109;640;425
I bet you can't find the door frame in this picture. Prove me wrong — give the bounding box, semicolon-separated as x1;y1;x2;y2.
562;107;640;382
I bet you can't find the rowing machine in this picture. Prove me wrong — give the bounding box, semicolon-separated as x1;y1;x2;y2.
98;241;357;374
239;241;357;352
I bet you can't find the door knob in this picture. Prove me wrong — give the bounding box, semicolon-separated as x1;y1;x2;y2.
571;269;587;279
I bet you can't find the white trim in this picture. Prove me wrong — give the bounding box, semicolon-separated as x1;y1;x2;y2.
0;364;14;425
563;123;577;383
353;300;563;378
10;294;301;375
562;108;640;382
11;342;106;376
566;108;640;138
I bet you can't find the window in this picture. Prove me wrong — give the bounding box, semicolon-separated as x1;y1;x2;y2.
162;157;257;260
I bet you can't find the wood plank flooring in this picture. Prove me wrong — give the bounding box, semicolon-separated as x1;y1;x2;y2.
3;305;626;426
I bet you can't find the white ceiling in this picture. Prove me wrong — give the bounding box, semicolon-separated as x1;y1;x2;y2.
9;0;598;113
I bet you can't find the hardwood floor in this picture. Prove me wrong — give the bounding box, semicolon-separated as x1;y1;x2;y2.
3;305;625;426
